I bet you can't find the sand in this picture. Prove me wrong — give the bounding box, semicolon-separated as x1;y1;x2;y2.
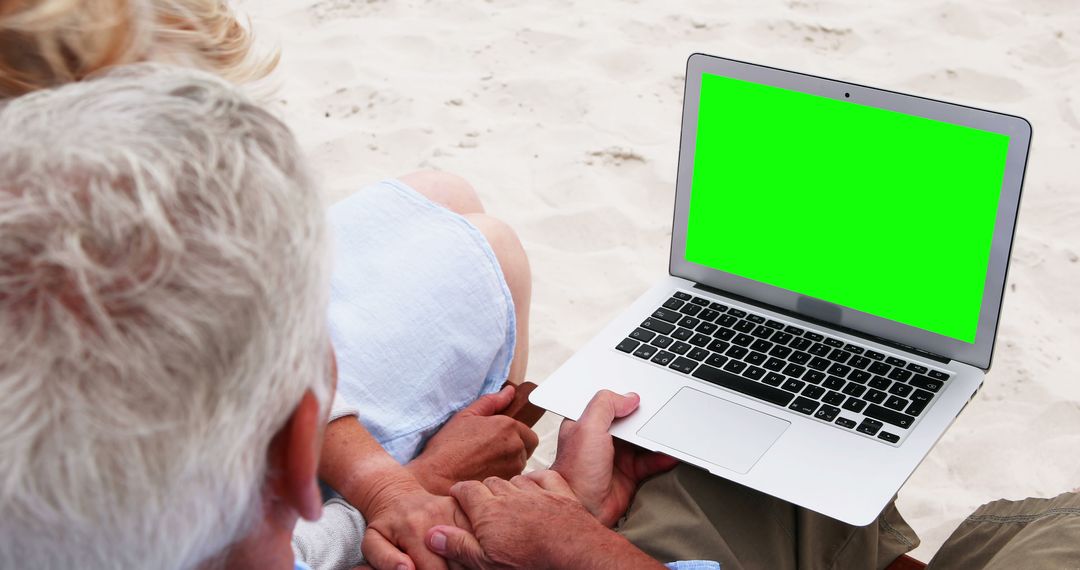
246;0;1080;561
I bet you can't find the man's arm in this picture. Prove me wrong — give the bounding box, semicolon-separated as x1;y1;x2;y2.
426;476;668;570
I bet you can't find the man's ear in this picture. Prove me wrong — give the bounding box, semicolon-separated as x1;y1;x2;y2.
267;390;324;522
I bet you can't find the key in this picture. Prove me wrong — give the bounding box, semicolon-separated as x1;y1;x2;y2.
763;372;785;386
689;333;711;347
802;385;826;399
884;395;908;411
782;378;806;393
908;375;944;392
843;344;864;354
849;356;872;370
804;371;826;384
652;308;681;323
709;301;728;312
633;344;658;359
690;296;710;306
865;350;885;361
842;397;867;413
865;389;887;404
887;368;912;381
835;417;857;429
746;351;766;365
641;318;675;335
672;327;693;341
673;291;692;300
698;309;720;322
726;346;749;359
784;325;805;335
616;338;640;353
668;356;697;374
723;360;748;374
782;363;807;378
732;333;754;347
886;356;907;367
928;370;950;381
828;349;851;363
848;370;871;384
888;383;913;397
744;366;765;380
823;391;845;405
695;321;718;335
629;327;656;342
679;304;703;317
678;315;701;329
907;363;928;374
750;339;773;352
669;341;691;355
768;345;794;358
747;314;765;324
651;350;676;366
688;348;710;361
878;432;900;443
824;337;844;348
707;339;730;353
650;336;674;349
706;354;729;368
864;404;916;429
827;363;852;377
842;383;866;398
815;404;840;422
789;397;819;415
662;297;685;310
857;418;883;436
763;357;786;371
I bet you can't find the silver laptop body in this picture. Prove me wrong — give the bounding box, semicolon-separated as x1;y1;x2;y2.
531;53;1032;526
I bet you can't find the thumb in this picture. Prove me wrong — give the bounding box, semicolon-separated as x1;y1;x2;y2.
462;385;515;417
577;390;641;431
427;525;490;569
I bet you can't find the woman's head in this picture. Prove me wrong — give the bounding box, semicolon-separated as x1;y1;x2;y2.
0;0;276;97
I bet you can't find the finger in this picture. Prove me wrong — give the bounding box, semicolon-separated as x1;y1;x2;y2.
514;421;540;458
360;528;414;570
576;390;641;432
462;385;515;417
483;475;517;495
525;469;576;498
509;474;541;491
427;525;489;569
450;480;494;514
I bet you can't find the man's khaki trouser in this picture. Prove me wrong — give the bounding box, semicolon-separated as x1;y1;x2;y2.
616;464;1080;569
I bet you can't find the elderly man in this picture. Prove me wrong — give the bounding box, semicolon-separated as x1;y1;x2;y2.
0;64;667;569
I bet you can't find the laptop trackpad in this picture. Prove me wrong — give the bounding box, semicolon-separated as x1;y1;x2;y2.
638;387;790;474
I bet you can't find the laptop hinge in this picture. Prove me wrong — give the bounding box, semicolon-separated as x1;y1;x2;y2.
692;283;951;364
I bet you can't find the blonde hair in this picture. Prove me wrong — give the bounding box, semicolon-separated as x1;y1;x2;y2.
0;0;277;97
0;64;329;568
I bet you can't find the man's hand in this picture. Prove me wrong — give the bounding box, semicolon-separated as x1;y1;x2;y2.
425;475;666;569
359;472;470;570
407;386;539;496
550;390;680;527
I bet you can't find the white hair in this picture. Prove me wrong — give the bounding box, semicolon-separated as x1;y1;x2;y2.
0;64;331;569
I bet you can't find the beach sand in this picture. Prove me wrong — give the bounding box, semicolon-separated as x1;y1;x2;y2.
248;0;1080;561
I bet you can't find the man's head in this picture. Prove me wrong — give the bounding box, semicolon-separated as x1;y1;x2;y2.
0;64;330;568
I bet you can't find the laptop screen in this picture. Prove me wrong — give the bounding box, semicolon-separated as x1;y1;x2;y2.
684;73;1011;344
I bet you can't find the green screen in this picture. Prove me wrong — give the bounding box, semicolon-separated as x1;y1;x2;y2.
685;73;1010;344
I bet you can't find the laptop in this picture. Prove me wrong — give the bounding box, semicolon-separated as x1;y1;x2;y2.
530;53;1032;526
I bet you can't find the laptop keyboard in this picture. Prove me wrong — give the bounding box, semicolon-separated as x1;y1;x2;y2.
615;291;952;446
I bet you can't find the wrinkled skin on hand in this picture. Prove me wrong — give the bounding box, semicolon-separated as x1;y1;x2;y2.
360;473;471;570
424;475;629;569
550;390;680;527
408;385;539;496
